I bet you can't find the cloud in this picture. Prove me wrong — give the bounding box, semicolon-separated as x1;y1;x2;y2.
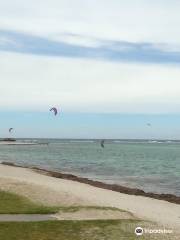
0;0;180;116
0;36;16;46
0;0;180;44
53;33;101;48
1;30;180;64
0;51;180;113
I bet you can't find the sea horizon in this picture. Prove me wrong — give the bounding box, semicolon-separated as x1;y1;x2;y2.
0;138;179;197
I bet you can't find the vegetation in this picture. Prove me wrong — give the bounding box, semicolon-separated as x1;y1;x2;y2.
0;190;177;239
0;190;59;214
0;190;131;214
0;219;153;240
57;205;130;213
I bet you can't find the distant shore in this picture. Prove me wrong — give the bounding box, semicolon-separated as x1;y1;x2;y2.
1;161;180;205
0;142;48;145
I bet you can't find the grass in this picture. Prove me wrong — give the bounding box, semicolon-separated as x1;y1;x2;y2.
0;219;157;240
0;190;131;214
0;190;59;214
57;205;130;213
0;220;176;240
0;190;177;239
0;220;177;240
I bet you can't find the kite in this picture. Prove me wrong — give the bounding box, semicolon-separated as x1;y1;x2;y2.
9;128;13;133
50;107;58;116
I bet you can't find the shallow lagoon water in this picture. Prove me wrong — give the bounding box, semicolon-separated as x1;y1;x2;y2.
0;139;179;196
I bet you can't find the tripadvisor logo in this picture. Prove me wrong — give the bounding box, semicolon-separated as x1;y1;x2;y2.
135;227;143;236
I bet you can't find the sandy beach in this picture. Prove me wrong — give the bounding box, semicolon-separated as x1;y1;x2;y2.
0;163;179;232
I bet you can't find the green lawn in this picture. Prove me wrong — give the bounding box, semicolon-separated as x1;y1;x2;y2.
0;220;177;240
0;219;152;240
0;190;130;214
0;190;59;214
0;190;177;239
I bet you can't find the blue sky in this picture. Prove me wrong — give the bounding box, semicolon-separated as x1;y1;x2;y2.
0;0;180;138
1;111;180;139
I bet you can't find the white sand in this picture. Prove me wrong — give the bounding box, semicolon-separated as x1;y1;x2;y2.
0;164;180;231
54;209;134;221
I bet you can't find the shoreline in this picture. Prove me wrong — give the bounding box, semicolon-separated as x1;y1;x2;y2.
0;162;180;231
2;161;180;205
0;142;48;145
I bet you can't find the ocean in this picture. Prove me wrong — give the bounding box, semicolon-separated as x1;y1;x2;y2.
0;139;179;196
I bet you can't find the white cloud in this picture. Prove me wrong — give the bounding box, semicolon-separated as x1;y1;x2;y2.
0;0;180;46
52;33;102;48
0;51;180;113
0;36;14;46
150;43;180;53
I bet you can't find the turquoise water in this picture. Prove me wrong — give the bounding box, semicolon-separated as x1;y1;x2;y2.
0;139;179;196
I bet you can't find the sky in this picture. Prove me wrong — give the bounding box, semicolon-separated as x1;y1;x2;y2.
0;0;180;138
